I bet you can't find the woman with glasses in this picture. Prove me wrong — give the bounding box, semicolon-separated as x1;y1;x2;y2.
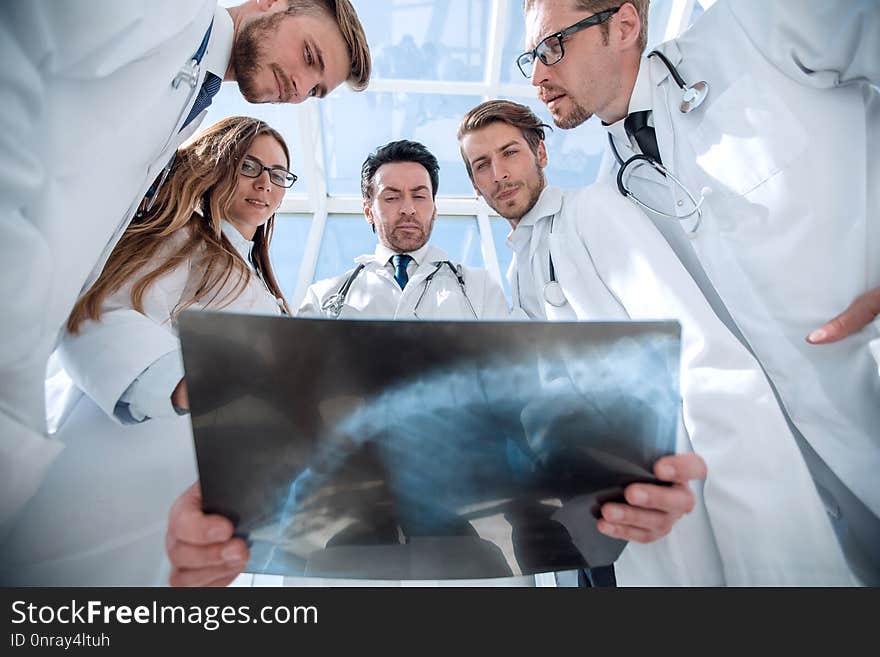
0;117;296;586
65;116;294;422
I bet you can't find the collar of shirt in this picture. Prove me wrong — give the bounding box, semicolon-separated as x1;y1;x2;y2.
372;241;432;269
203;7;234;79
507;185;563;262
221;220;255;268
220;219;287;313
603;56;654;153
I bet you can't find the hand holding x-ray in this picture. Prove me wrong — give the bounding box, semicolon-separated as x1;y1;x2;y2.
179;313;684;579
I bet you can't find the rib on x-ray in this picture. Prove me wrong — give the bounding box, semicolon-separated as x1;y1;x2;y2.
179;312;681;579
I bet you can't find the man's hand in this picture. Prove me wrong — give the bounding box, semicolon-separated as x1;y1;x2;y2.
166;481;249;587
807;287;880;344
597;453;707;543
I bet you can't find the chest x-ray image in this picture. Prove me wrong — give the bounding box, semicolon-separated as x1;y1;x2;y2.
178;312;681;579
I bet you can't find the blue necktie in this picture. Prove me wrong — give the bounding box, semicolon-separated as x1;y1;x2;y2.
181;20;221;131
182;72;222;130
391;254;413;289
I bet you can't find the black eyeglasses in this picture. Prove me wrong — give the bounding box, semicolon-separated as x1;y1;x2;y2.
239;156;298;188
516;7;620;78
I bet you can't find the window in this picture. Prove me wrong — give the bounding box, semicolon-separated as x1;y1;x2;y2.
209;0;706;310
268;214;312;302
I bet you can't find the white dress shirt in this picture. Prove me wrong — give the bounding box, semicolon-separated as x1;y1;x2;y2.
299;242;510;321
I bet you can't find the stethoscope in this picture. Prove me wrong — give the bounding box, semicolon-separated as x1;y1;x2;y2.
543;215;567;307
321;260;478;319
513;212;567;308
136;20;215;219
608;50;711;234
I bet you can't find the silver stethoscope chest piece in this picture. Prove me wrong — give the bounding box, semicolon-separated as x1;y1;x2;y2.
648;49;710;115
680;80;709;113
543;281;567;307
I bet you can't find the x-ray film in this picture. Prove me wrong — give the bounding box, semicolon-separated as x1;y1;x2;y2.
178;312;681;579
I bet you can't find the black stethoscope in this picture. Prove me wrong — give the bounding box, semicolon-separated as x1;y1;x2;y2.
608;50;711;233
321;259;478;319
540;51;711;309
543;215;567;308
512;200;568;309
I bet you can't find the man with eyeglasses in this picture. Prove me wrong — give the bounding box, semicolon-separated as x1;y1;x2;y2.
518;0;880;584
456;98;853;585
0;0;370;533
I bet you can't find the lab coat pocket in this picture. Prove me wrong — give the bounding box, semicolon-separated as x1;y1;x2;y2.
688;74;808;197
430;285;471;320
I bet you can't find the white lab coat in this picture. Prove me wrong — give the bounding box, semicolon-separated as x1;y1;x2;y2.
0;0;222;528
0;227;283;586
298;244;512;321
598;0;880;579
509;184;854;585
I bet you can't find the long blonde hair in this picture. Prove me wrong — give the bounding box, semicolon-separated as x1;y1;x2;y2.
68;116;292;333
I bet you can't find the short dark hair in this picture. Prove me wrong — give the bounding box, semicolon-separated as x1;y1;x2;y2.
360;140;440;200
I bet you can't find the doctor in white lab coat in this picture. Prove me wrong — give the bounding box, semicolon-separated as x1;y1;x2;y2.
297;140;510;325
0;0;371;530
299;241;510;322
299;140;529;586
521;0;880;582
299;141;510;322
0;117;294;585
457;100;854;585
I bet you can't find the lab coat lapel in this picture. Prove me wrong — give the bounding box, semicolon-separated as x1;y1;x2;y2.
545;229;590;320
507;254;522;309
82;5;218;294
614;52;681;194
525;188;563;262
407;244;448;290
545;196;629;321
359;254;398;291
650;42;681;173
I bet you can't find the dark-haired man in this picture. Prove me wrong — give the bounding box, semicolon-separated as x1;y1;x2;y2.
299;139;509;320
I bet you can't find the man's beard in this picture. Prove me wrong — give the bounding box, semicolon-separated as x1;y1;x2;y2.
230;13;284;102
386;220;432;253
490;165;546;223
551;100;592;130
